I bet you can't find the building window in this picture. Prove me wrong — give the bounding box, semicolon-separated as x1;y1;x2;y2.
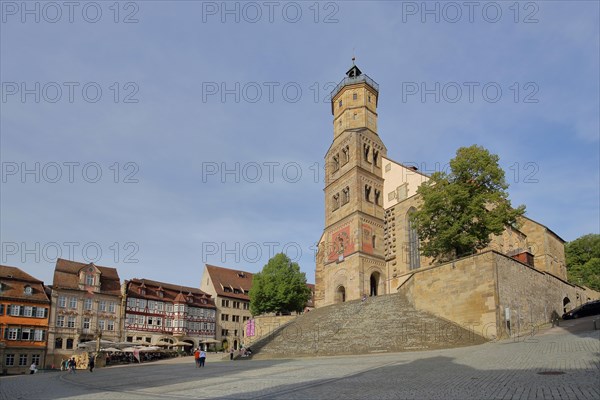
407;208;421;270
9;305;21;316
374;189;381;206
107;321;115;331
21;329;32;341
24;306;33;317
221;299;230;308
221;314;229;321
32;354;40;365
342;146;350;164
333;193;340;210
353;92;357;100
69;297;77;309
342;187;350;204
99;301;106;312
127;297;136;308
55;338;63;349
66;339;74;349
332;154;340;172
67;316;76;328
373;150;379;167
58;296;66;308
34;330;44;341
5;354;15;366
84;298;93;311
108;302;116;313
35;307;46;318
19;354;28;366
83;318;90;330
365;185;372;202
232;315;240;322
368;94;371;102
56;315;65;327
221;329;229;336
98;320;105;330
7;328;18;340
363;143;371;163
86;274;94;286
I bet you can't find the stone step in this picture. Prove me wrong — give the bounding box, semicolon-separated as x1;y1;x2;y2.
251;292;486;359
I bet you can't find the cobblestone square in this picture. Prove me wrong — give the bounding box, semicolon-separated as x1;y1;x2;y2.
1;318;598;400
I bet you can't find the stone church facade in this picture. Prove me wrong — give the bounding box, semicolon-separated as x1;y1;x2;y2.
315;64;599;337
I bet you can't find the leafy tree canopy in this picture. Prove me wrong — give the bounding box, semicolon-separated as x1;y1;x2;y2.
411;145;526;263
565;234;600;291
249;253;311;316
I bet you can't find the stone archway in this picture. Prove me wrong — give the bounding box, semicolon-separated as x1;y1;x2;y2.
336;286;346;303
370;272;380;297
563;297;571;313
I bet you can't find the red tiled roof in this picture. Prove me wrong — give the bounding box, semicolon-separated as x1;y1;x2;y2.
126;278;216;308
52;258;121;296
0;265;50;303
204;264;253;301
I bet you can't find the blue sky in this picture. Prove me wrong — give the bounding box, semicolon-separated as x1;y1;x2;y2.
1;1;599;287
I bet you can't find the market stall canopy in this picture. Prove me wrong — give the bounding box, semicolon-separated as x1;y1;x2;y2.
78;340;117;349
100;347;122;352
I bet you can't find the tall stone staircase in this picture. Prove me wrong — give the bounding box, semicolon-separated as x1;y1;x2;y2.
249;293;486;359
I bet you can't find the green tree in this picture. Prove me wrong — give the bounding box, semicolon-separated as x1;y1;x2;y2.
411;145;526;263
565;234;600;291
249;253;311;316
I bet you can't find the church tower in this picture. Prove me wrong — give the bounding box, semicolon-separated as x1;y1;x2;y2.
314;62;387;307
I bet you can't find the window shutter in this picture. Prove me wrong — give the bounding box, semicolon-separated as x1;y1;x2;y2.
16;328;22;340
44;308;48;318
42;330;46;341
0;304;4;315
19;306;24;316
2;327;7;339
32;307;37;316
6;305;12;315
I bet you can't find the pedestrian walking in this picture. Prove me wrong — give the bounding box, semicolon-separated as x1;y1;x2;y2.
88;354;95;372
194;348;200;368
29;362;37;374
68;357;76;374
229;347;234;361
199;349;206;367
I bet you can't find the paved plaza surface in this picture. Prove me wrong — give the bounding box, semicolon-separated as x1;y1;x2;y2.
1;318;599;400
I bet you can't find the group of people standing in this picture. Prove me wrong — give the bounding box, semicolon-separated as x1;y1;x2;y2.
193;348;207;367
60;354;95;373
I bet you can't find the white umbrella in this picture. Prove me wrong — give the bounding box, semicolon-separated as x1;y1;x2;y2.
100;347;122;352
140;346;160;351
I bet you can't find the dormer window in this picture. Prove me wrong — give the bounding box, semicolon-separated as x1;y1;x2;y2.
24;285;33;295
85;274;94;286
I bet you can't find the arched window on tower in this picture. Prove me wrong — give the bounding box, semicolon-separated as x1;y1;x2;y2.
373;150;379;167
407;208;421;270
342;146;350;164
332;154;340;172
365;185;372;202
374;189;381;205
342;187;350;204
363;143;371;163
333;194;340;211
